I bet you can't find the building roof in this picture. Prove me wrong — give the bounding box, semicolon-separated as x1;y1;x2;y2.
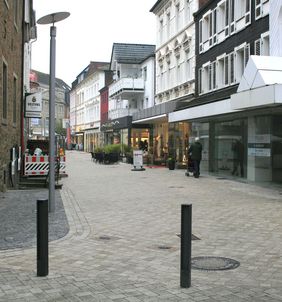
110;43;156;65
31;69;71;91
71;61;110;89
150;0;164;13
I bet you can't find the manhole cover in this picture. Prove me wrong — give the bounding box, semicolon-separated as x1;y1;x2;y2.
191;256;240;271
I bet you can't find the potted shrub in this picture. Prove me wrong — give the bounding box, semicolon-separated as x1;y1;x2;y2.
167;157;175;170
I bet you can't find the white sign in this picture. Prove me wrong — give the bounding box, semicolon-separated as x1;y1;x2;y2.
248;148;271;157
25;92;42;118
133;150;143;169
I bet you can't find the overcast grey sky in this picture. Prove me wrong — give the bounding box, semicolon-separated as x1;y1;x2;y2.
32;0;157;86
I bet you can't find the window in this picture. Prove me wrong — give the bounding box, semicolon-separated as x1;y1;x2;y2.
254;39;261;55
166;12;171;39
176;56;181;84
185;53;192;81
185;0;191;23
230;52;235;84
13;75;17;125
217;56;225;89
198;68;202;94
224;56;229;85
255;33;270;56
2;60;8;122
159;19;163;44
175;4;180;32
199;20;203;53
255;0;262;19
235;43;250;81
143;67;147;81
261;33;269;55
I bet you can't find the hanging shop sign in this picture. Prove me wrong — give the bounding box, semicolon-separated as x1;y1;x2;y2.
25;92;42;118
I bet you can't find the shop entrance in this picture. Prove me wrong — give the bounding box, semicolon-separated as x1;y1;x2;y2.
213;119;247;178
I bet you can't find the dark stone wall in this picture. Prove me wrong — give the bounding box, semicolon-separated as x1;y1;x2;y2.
0;1;24;191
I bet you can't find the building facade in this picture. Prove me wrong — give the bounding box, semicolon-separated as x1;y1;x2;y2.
0;0;35;191
101;43;155;154
169;0;282;184
131;0;198;166
29;70;70;139
70;62;112;151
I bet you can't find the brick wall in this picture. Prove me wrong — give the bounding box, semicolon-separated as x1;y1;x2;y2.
0;1;24;191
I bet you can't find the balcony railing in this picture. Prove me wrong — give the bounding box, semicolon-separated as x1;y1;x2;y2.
109;77;144;97
108;108;138;120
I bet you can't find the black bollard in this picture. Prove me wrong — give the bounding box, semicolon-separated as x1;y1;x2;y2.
180;204;192;288
37;199;49;277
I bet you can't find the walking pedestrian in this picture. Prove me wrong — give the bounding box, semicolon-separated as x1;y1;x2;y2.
188;137;202;178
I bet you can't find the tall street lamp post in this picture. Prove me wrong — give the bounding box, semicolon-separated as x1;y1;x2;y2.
37;12;70;212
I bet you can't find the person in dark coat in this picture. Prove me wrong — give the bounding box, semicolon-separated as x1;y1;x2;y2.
188;137;202;178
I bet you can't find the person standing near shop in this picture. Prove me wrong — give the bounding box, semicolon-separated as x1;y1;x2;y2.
188;137;202;178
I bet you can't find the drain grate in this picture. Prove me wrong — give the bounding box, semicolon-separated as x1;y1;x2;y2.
217;177;227;180
176;234;200;240
158;245;172;250
191;256;240;271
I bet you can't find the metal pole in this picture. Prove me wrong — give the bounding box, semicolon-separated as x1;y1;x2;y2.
37;199;49;277
49;25;56;213
180;204;192;288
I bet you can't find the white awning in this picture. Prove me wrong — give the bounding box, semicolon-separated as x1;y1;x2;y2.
169;99;236;123
132;114;167;124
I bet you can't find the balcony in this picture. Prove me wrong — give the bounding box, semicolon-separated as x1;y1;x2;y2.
108;108;139;120
109;77;144;97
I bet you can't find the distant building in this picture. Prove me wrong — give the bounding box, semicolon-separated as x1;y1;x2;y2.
131;0;198;166
0;0;36;191
29;70;70;139
102;43;155;151
70;62;112;151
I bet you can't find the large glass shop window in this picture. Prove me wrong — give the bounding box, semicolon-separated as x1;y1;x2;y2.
213;119;247;177
189;122;209;172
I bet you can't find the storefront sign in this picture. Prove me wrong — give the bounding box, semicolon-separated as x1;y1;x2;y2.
25;92;42;118
248;143;271;157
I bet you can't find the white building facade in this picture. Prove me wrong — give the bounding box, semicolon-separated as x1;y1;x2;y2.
101;43;155;150
70;62;111;151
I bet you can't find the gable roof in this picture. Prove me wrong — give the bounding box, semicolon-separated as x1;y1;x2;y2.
110;43;156;66
31;69;70;91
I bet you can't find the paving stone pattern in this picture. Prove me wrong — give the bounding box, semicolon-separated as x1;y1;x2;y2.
0;189;69;250
0;151;282;301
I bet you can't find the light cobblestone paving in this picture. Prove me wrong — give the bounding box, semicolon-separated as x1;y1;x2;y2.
0;150;282;301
